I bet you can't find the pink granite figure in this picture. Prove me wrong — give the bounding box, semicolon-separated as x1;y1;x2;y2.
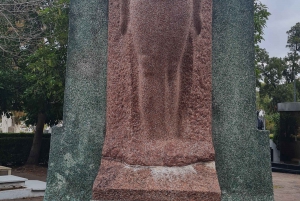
99;0;215;167
120;0;201;139
93;1;221;199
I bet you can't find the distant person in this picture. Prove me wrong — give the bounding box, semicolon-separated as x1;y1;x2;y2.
257;110;264;130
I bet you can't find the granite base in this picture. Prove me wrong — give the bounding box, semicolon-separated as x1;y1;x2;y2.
93;158;221;201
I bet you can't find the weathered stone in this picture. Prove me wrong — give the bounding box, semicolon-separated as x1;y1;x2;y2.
212;0;274;200
93;159;220;201
44;1;108;200
98;0;215;167
93;0;220;200
44;0;274;200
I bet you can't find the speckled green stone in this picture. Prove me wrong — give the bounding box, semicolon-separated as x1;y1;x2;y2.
212;0;274;200
44;1;108;200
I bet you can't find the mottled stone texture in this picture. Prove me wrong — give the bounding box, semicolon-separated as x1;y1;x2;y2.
93;159;220;201
101;0;214;167
44;1;108;200
93;0;220;200
212;0;274;200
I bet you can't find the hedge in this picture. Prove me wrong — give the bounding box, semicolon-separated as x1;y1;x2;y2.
0;133;51;166
0;133;51;138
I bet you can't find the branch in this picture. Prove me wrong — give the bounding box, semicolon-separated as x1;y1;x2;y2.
0;12;19;36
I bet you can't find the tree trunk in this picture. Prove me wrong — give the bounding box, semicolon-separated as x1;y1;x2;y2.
26;113;46;165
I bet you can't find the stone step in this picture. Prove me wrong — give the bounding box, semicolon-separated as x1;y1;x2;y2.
272;167;300;175
0;188;44;200
272;162;300;174
0;175;27;190
0;166;11;175
25;180;46;191
0;179;46;200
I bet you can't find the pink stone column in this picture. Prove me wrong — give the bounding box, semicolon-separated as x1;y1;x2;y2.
93;0;220;200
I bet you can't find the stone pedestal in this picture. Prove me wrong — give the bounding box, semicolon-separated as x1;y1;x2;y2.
93;159;220;201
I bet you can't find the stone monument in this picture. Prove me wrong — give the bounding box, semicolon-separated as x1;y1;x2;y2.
92;0;221;200
212;0;274;200
44;1;108;200
44;0;274;200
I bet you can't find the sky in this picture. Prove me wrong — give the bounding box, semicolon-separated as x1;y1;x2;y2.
259;0;300;58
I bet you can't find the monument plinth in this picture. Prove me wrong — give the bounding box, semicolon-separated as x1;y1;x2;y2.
93;0;220;200
93;159;220;200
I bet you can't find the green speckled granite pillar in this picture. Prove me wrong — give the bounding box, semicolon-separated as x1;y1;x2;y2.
212;0;274;200
44;1;108;200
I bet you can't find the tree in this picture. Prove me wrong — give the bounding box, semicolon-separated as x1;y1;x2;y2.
258;55;296;113
24;0;69;165
259;57;291;110
260;57;286;87
286;22;300;52
254;0;271;47
283;53;300;84
0;0;69;165
0;61;24;115
259;23;300;107
255;47;269;87
0;0;46;65
254;0;271;85
257;23;300;146
286;22;300;101
0;0;44;115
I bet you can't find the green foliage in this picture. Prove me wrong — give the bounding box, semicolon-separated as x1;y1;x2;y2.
273;115;280;147
0;65;24;114
255;48;269;84
284;52;300;84
256;29;300;112
254;1;271;86
257;22;300;149
20;0;69;126
254;0;271;46
22;44;67;125
0;133;51;138
0;0;69;125
260;57;287;86
0;1;45;64
285;23;300;101
286;22;300;52
0;0;69;164
0;134;50;166
265;113;280;145
39;0;69;47
258;57;295;113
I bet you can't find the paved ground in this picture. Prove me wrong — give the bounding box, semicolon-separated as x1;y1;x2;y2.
1;166;46;201
272;172;300;201
1;168;300;201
